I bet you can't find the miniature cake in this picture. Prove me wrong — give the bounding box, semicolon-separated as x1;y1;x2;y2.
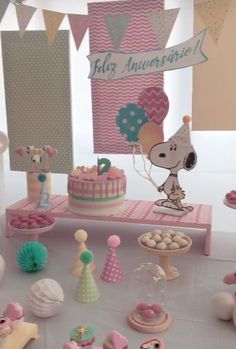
70;325;95;347
67;162;126;216
139;229;190;250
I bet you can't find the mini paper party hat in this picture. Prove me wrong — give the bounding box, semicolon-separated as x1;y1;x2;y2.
75;250;100;303
71;229;96;277
171;115;191;147
100;235;124;283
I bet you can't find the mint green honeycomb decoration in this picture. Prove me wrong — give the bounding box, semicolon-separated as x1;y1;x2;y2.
17;241;48;272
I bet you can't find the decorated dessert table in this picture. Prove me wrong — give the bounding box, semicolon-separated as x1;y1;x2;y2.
5;195;212;255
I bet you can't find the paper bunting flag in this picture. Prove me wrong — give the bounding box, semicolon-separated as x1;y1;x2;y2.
15;5;37;38
195;0;232;44
43;10;65;45
104;13;132;50
0;0;9;23
147;8;180;48
68;14;91;50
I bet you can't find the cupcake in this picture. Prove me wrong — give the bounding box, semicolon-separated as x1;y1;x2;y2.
4;302;24;329
0;317;12;345
70;325;95;348
103;330;128;349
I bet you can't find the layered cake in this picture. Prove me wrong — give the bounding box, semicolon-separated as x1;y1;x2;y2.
67;162;126;216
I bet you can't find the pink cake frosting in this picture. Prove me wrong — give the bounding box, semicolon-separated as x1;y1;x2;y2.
4;303;24;320
68;163;126;216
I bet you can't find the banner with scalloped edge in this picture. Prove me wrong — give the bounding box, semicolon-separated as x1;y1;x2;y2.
43;10;65;45
15;4;37;38
0;0;9;23
147;8;180;48
195;0;232;44
88;29;208;81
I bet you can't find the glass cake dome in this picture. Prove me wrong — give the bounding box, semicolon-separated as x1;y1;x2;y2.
127;262;171;333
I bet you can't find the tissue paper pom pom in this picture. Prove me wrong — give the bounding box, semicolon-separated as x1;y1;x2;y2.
27;278;64;317
74;229;87;243
212;292;235;320
17;241;48;272
107;235;120;248
80;250;93;265
183;115;191;124
38;173;47;183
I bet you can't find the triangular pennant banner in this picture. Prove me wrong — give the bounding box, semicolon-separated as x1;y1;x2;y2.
195;0;232;44
0;0;9;23
43;10;65;45
68;14;91;50
15;5;37;38
104;13;132;50
147;8;180;48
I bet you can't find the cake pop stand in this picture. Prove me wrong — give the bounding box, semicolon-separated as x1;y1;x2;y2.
8;221;56;241
138;234;192;281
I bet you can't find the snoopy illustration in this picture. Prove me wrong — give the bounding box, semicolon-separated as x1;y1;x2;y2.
149;116;197;212
140;338;165;349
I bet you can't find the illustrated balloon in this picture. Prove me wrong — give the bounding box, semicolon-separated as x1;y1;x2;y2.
138;87;169;125
138;122;164;154
116;103;148;143
0;132;9;154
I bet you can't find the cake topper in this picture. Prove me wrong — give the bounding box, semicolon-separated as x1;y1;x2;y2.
149;116;197;214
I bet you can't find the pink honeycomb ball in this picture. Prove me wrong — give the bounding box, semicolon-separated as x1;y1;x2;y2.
107;235;121;248
40;220;50;226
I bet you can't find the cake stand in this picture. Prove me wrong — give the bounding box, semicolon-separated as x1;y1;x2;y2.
8;221;56;241
138;234;192;280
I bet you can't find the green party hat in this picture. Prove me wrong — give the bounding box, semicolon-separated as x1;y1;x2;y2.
74;251;100;303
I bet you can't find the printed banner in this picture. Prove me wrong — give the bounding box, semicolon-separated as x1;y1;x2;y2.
68;14;91;50
195;0;232;44
147;8;180;48
15;4;37;38
88;29;207;81
88;0;164;154
43;10;65;44
0;0;9;23
104;13;132;49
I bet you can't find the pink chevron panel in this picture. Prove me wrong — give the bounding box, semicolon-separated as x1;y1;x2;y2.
88;0;164;154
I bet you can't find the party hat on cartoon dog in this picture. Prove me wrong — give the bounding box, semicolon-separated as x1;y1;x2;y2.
171;115;192;147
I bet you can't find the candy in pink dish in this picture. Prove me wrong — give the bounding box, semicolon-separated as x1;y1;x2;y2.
9;213;55;241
